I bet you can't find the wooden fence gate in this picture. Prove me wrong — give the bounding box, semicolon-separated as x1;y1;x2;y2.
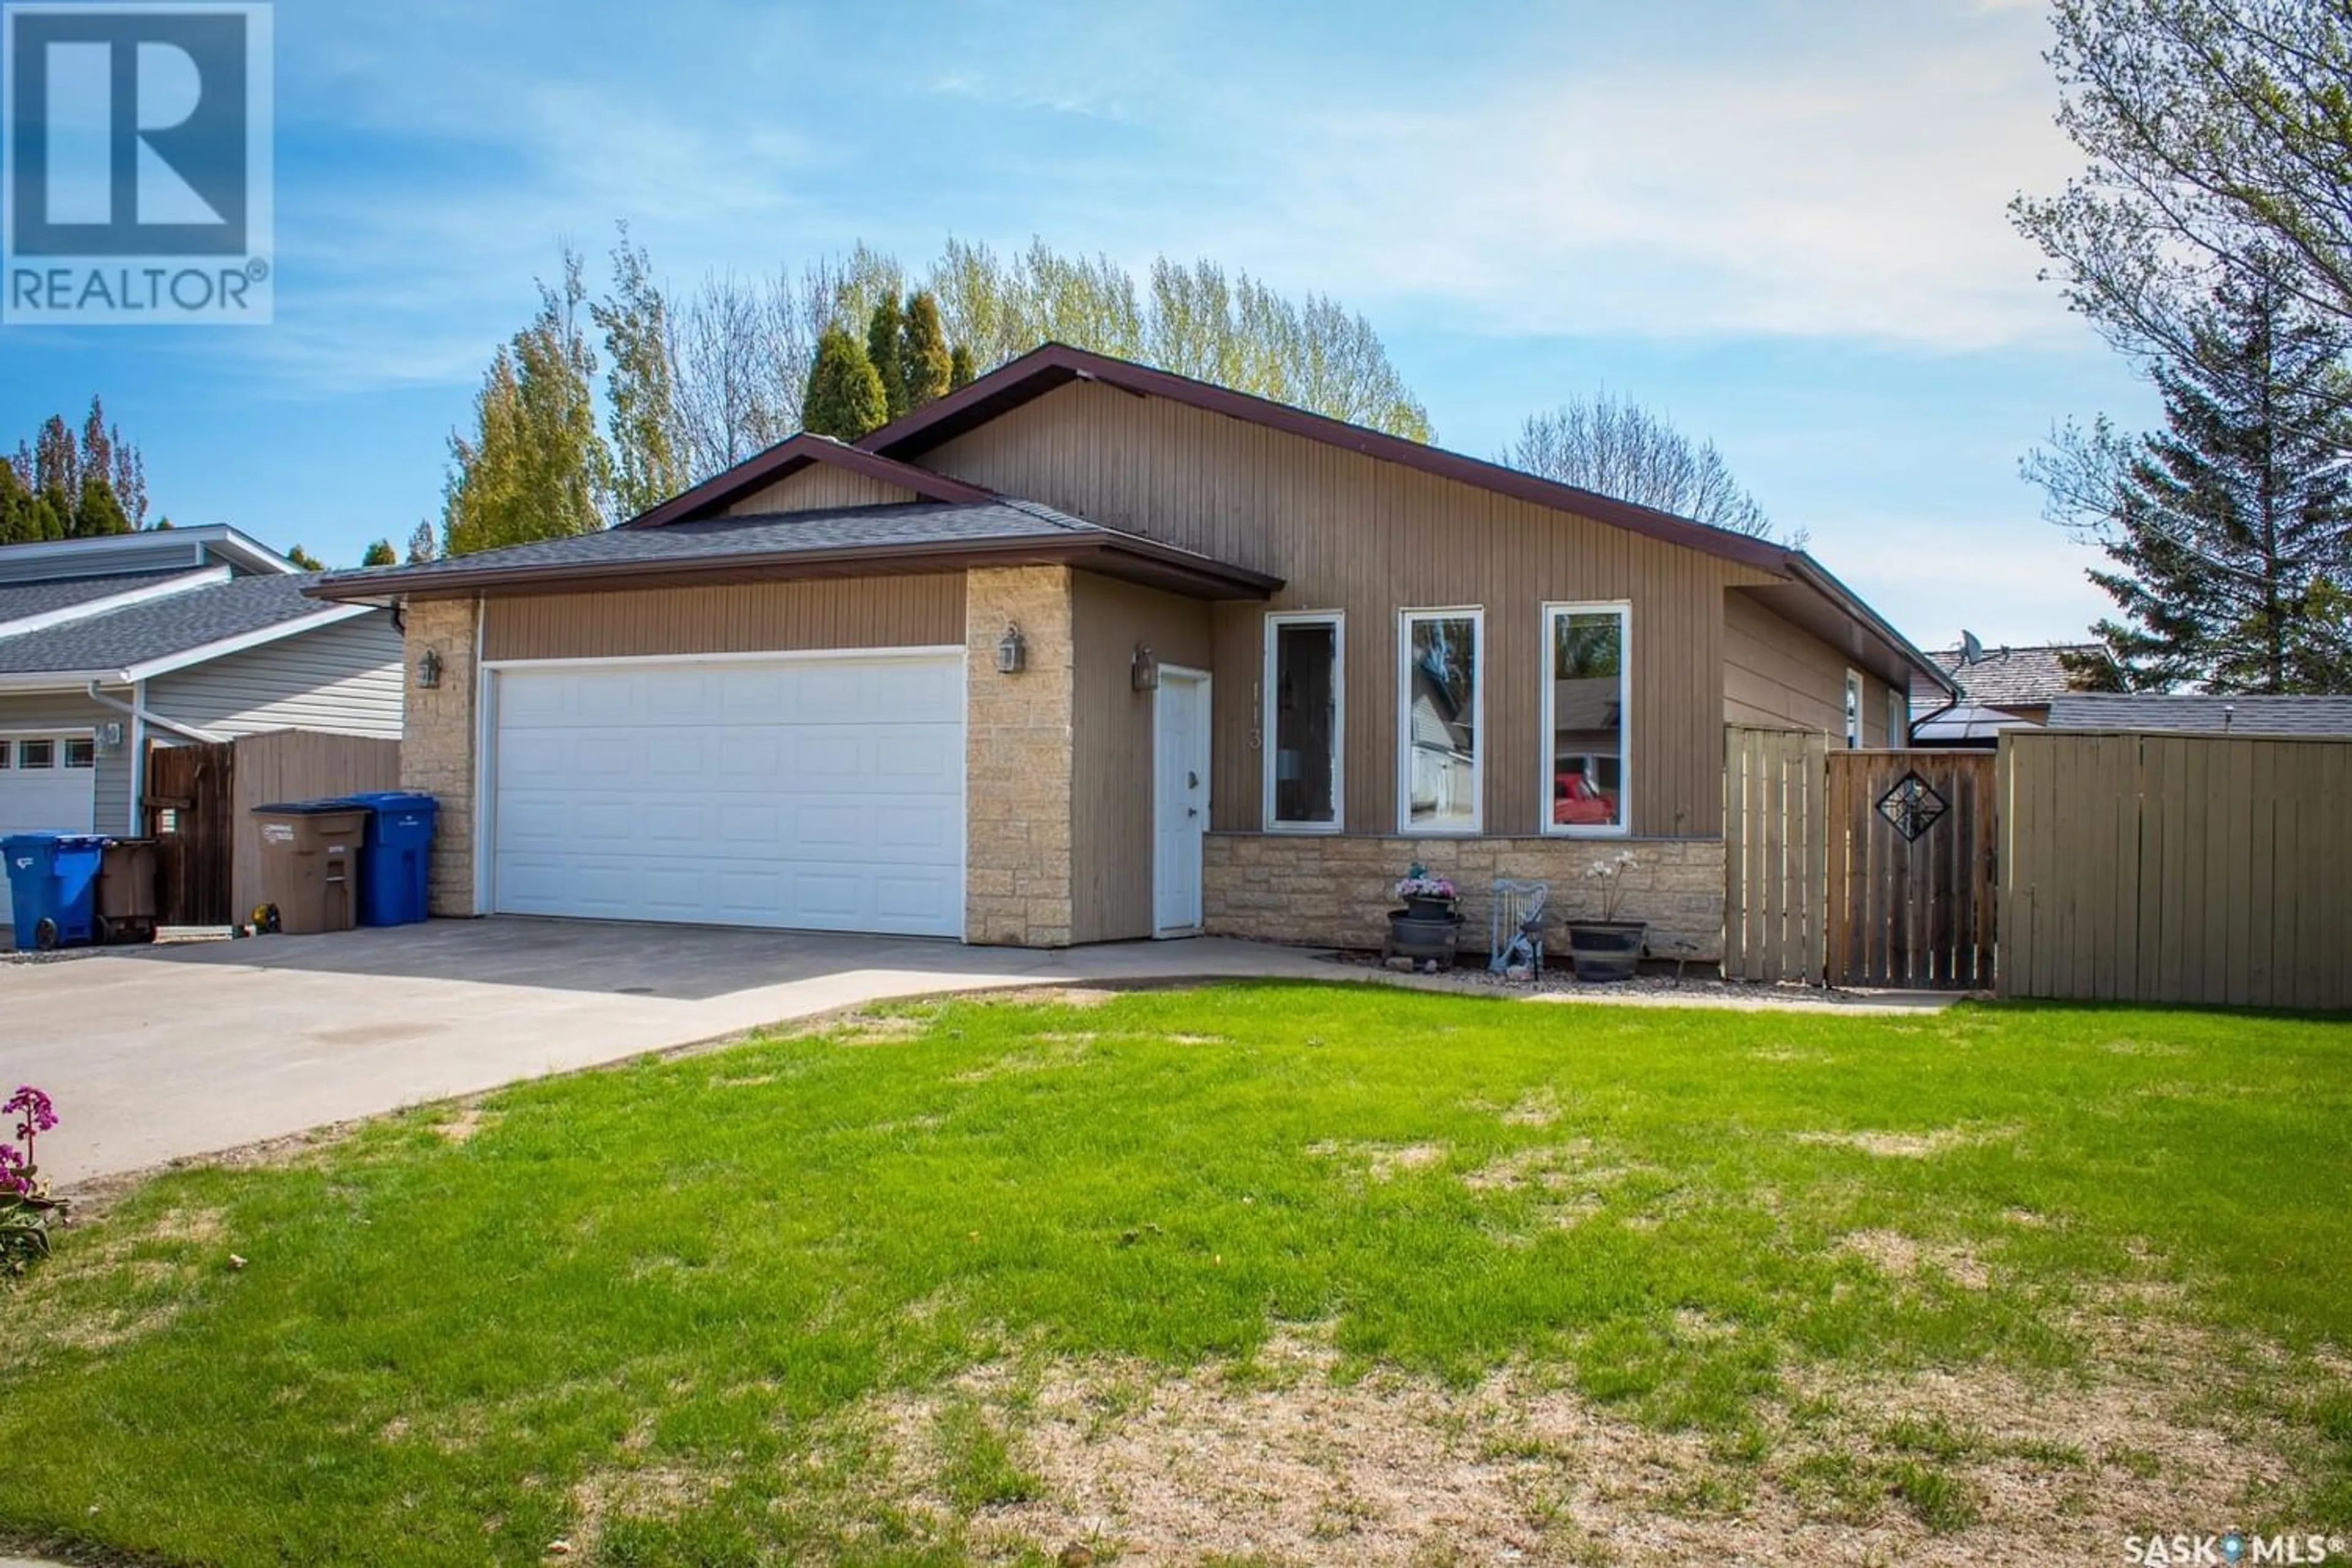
1825;748;1997;989
1725;727;1997;990
144;739;235;925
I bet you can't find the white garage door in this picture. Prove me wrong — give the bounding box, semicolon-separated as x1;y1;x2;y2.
0;735;97;837
489;654;965;937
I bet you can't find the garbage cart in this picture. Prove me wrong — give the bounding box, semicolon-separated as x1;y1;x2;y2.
2;832;106;951
339;791;437;927
249;802;369;935
94;838;160;944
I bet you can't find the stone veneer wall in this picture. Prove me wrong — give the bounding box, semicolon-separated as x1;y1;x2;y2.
965;565;1075;946
1203;834;1725;962
398;597;480;917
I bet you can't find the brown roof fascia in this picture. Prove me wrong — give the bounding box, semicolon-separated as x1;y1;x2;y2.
621;434;995;529
306;534;1281;605
856;343;1795;575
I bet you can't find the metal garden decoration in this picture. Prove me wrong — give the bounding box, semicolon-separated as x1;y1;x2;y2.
1875;770;1949;843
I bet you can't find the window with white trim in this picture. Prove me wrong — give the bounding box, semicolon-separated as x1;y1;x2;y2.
17;739;53;769
1398;608;1482;834
1264;612;1343;831
64;737;95;769
1886;689;1906;749
1543;603;1629;835
1843;670;1865;750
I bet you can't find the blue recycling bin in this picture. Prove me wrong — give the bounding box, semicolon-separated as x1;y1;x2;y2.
2;832;107;950
340;791;437;927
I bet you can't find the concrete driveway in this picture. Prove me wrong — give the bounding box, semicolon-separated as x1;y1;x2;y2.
2;918;1343;1185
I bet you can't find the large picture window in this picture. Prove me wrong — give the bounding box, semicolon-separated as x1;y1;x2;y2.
1264;612;1343;831
1398;609;1482;834
1543;604;1628;835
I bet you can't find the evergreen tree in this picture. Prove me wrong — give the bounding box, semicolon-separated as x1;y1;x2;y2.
948;342;976;392
72;474;130;537
865;296;907;420
0;461;28;545
286;543;325;571
442;249;611;557
2027;262;2352;693
802;326;888;440
405;519;438;564
360;539;398;567
900;291;952;412
592;222;686;519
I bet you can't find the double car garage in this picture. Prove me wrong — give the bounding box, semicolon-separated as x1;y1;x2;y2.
485;652;967;939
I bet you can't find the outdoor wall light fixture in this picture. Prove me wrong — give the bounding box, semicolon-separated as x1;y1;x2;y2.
415;647;444;690
1131;643;1159;691
995;624;1027;674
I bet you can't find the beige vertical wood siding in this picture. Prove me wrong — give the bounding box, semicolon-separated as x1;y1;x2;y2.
726;468;919;514
1069;571;1214;942
924;380;1779;838
1723;590;1896;741
481;577;963;662
227;729;401;918
2000;729;2351;1009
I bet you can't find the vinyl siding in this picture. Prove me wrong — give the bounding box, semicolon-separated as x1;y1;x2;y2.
148;612;405;740
726;468;919;514
922;379;1774;837
1722;589;1898;742
1068;571;1215;942
482;577;964;662
0;690;124;832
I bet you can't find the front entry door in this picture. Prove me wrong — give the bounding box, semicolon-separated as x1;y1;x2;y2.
1153;669;1211;935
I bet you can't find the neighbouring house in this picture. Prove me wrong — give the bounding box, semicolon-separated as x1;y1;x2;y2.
1910;637;2110;729
311;343;1952;955
0;527;404;837
2044;693;2352;736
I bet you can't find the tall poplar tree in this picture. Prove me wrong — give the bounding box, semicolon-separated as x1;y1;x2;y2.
900;291;953;412
865;295;908;420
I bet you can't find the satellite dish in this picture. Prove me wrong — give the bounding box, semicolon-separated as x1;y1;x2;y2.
1960;630;1984;665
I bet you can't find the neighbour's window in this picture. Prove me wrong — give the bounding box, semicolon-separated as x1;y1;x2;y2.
0;745;10;769
1264;612;1343;831
1544;604;1629;835
64;737;95;769
1398;608;1482;833
17;739;53;769
1886;690;1906;749
1843;671;1864;750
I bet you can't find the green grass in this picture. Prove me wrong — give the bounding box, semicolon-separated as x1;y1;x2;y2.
1;984;2347;1564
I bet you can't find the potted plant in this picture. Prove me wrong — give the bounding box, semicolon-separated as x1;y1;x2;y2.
1565;850;1646;983
1386;864;1461;968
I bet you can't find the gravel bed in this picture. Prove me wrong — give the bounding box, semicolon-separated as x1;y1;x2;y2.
1327;949;1948;1008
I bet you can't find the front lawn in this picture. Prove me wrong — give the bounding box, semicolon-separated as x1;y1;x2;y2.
3;984;2348;1565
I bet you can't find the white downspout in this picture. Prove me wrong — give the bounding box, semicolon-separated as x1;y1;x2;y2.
87;681;221;836
85;681;221;745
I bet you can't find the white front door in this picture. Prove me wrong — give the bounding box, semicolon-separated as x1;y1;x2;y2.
488;652;966;938
1153;669;1210;936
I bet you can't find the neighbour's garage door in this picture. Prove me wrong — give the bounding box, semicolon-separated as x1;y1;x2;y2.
0;734;97;837
489;654;964;937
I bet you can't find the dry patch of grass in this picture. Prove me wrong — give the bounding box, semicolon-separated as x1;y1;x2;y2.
1305;1140;1447;1183
1793;1125;2012;1158
1839;1229;1992;1291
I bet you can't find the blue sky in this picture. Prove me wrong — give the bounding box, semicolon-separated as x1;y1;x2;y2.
0;0;2154;648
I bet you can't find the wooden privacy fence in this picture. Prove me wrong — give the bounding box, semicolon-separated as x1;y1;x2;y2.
1724;726;1828;984
2001;729;2352;1010
1825;748;1997;989
145;730;400;925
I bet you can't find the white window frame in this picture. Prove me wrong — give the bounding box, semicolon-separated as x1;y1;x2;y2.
1396;606;1485;836
1261;610;1345;834
1886;688;1907;749
1540;601;1633;839
17;739;54;770
62;737;95;769
1843;669;1865;750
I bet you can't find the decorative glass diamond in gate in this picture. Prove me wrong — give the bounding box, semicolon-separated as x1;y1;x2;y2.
1875;770;1948;842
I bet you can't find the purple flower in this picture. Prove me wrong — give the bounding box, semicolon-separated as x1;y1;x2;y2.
0;1144;27;1198
6;1085;56;1140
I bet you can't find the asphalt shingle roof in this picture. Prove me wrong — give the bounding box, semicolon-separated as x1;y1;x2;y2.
316;500;1114;592
0;570;197;627
2046;694;2352;736
1924;643;2105;709
0;573;347;676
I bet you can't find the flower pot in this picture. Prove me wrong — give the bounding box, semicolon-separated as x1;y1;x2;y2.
1403;894;1458;922
1387;909;1462;964
1565;920;1646;983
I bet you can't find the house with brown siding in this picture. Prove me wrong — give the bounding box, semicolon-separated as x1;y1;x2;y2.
313;344;1950;958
